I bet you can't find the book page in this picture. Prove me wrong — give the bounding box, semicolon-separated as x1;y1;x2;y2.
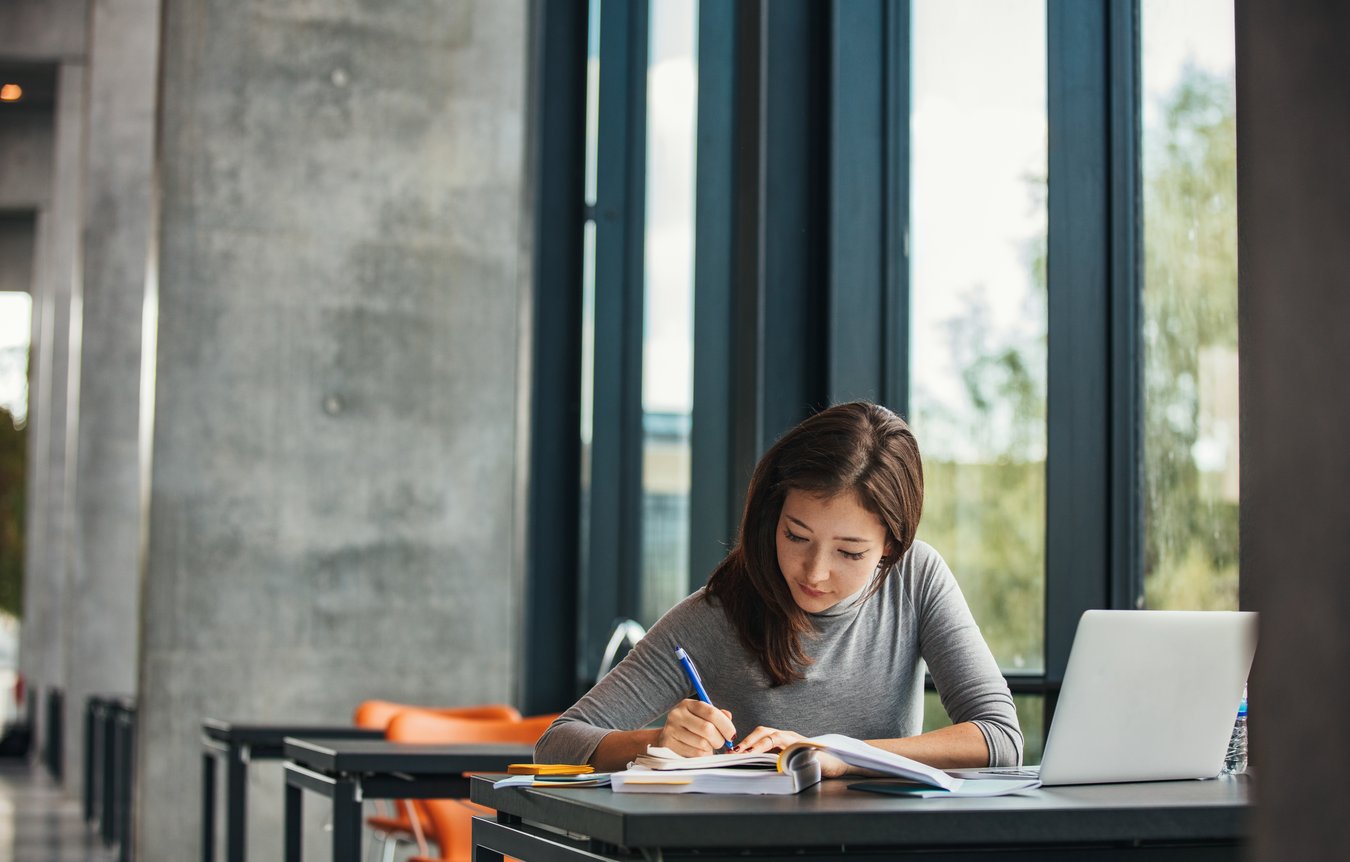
634;746;778;770
779;734;959;790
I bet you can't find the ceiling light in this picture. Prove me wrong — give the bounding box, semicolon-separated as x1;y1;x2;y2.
0;84;22;102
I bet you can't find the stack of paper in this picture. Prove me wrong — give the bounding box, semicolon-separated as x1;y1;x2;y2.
612;735;1041;797
613;755;820;795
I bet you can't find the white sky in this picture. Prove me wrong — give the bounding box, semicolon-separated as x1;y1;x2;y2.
909;0;1233;462
1143;0;1235;129
643;0;698;414
0;292;32;425
910;0;1047;460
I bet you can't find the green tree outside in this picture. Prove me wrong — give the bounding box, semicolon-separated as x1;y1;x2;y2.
1141;64;1239;611
916;62;1238;748
0;406;24;620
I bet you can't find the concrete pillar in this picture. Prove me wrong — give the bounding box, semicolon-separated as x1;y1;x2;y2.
2;104;55;737
60;0;161;799
140;1;530;857
1;0;90;60
3;0;91;771
10;61;85;768
0;76;56;735
1237;1;1350;857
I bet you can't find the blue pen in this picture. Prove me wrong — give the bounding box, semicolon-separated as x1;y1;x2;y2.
674;645;735;751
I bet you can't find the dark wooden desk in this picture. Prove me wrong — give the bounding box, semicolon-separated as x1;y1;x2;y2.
200;720;384;862
469;774;1250;861
283;738;534;862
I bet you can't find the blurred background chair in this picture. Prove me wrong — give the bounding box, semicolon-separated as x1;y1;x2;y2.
595;619;646;683
385;710;558;862
354;702;525;862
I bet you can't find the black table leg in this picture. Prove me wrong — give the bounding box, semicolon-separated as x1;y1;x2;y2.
118;712;135;862
101;709;117;846
332;777;362;862
89;705;104;825
202;751;217;862
226;744;247;862
473;829;505;862
109;710;125;852
84;702;97;823
473;844;505;862
284;779;302;862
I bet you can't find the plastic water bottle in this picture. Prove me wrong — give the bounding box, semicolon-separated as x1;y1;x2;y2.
1221;684;1248;775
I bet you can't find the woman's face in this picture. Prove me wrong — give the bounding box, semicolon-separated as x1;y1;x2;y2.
775;488;891;613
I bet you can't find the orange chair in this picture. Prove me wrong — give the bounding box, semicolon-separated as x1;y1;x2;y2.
355;702;524;862
354;700;522;731
385;710;559;862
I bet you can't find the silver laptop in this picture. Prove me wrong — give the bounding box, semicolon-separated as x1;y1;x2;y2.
953;610;1257;785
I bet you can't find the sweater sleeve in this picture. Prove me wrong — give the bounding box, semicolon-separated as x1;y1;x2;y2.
911;544;1024;767
533;592;708;766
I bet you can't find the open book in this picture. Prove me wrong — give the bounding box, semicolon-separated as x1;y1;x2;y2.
613;733;1037;796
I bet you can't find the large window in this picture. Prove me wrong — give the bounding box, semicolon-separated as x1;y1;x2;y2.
531;0;1240;717
910;0;1047;676
1140;0;1238;611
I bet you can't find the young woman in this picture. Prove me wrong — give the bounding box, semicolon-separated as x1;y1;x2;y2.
534;402;1022;776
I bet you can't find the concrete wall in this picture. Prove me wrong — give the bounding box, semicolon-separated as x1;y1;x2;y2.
139;0;531;857
0;111;55;207
1236;0;1350;858
1;0;90;61
0;214;38;295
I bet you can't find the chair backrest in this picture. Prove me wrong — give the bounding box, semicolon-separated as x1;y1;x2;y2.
385;710;556;746
352;700;522;730
383;709;560;862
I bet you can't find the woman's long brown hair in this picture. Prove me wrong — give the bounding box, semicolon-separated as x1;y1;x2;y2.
704;402;924;686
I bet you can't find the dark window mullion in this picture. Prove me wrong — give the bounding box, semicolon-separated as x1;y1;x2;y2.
825;0;910;412
689;0;740;588
523;0;589;714
1108;0;1143;612
1045;0;1113;687
884;0;911;413
757;0;830;449
828;0;887;403
584;0;649;688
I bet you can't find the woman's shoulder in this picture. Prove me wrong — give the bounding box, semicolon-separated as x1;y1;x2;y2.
643;586;735;643
900;539;951;578
885;539;958;603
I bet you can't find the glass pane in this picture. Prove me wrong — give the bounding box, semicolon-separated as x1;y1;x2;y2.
578;221;597;597
638;0;698;628
585;0;601;207
909;0;1047;673
0;292;32;427
578;0;602;632
923;691;1045;765
1141;1;1238;610
1;291;31;631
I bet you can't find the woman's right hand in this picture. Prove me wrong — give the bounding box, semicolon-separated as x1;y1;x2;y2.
655;699;737;756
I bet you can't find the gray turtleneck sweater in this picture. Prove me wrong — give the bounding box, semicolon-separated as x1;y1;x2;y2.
535;540;1024;768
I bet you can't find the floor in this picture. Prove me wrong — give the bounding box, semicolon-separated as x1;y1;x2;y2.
0;758;117;862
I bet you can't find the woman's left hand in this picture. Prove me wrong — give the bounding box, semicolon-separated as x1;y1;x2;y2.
733;726;849;777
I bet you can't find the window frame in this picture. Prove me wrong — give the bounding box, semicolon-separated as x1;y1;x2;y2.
526;0;1155;732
